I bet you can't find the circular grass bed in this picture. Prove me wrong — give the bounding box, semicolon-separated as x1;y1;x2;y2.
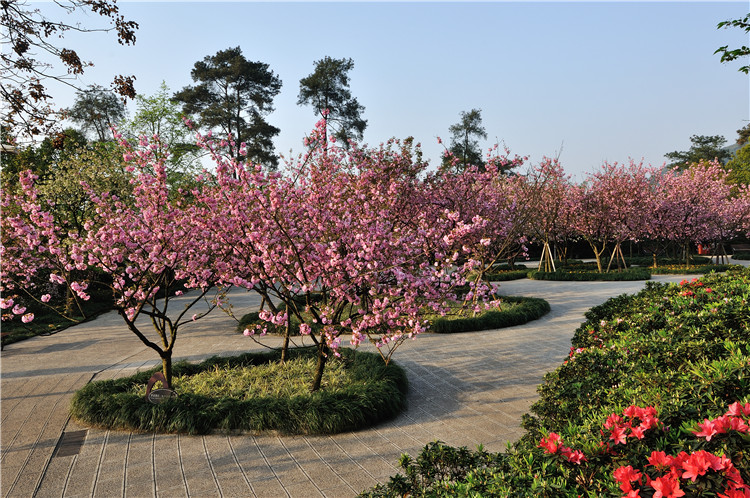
70;347;407;435
528;267;651;281
429;296;550;334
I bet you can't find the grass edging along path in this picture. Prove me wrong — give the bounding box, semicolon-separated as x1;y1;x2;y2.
528;267;651;281
649;263;734;274
429;296;550;334
70;348;407;435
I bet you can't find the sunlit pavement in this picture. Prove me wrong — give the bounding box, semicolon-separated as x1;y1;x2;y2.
2;259;747;497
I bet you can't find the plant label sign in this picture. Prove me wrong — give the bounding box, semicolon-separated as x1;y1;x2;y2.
145;372;177;404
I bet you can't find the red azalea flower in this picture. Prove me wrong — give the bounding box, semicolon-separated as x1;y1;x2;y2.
650;475;685;498
681;451;713;482
566;449;587;465
647;451;674;471
727;401;750;417
610;425;628;445
694;418;719;441
538;432;562;454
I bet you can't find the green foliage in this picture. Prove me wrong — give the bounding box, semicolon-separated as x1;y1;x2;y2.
125;81;202;190
364;266;750;496
649;264;734;274
442;108;487;172
624;255;710;266
715;13;750;74
298;56;367;147
67;84;127;142
664;134;731;169
174;46;282;167
70;348;407;435
528;267;651;281
732;251;750;260
726;143;750;187
1;127;88;188
430;296;550;334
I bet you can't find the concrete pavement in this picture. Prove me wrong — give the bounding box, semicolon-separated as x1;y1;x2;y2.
1;268;738;497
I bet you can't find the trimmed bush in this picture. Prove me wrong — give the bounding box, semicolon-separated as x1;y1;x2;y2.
731;251;750;260
363;266;750;497
429;296;550;334
649;264;733;275
625;255;710;266
481;270;528;281
528;267;651;281
70;347;407;435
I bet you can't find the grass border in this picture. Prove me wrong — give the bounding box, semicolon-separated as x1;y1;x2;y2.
70;347;408;435
528;267;651;281
429;296;550;334
649;264;734;275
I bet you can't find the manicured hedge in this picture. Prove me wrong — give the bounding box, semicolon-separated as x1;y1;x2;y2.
71;347;407;435
429;296;550;334
528;267;651;281
363;266;750;497
649;263;733;274
732;251;750;260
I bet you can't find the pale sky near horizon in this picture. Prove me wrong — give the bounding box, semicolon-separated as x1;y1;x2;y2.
32;1;750;180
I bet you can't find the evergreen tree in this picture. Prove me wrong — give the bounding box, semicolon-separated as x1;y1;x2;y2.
443;109;487;172
298;56;366;148
174;47;282;168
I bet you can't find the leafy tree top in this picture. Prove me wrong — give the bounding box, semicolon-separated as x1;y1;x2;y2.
664;134;731;169
67;84;127;142
298;56;367;147
174;46;282;167
442;108;488;172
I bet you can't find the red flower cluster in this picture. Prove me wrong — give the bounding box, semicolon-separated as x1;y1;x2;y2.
537;432;587;465
603;405;661;447
613;449;747;498
693;402;750;441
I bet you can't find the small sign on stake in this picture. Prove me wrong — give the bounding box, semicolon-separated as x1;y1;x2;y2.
145;372;177;404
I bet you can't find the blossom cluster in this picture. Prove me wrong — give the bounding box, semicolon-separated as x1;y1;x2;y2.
693;401;750;441
613;449;747;498
537;432;587;465
602;405;662;447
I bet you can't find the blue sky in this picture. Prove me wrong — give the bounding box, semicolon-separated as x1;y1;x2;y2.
38;1;749;179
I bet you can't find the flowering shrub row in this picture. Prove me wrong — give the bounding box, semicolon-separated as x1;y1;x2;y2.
363;266;750;497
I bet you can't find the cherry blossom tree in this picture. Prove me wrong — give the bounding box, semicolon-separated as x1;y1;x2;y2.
650;160;742;265
196;120;486;391
1;135;225;385
571;161;656;272
523;157;575;272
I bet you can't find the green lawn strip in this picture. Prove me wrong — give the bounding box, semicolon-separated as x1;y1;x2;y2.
528;267;651;281
362;266;750;497
649;264;734;274
429;296;550;334
70;347;407;435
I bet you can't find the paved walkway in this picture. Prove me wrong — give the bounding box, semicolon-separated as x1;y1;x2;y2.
1;266;741;497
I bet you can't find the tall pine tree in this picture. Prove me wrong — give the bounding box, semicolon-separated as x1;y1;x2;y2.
174;47;282;168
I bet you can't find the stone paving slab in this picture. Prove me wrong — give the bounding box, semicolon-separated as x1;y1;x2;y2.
1;266;744;497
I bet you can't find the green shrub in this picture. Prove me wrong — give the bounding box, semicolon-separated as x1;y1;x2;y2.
731;251;750;260
625;255;710;266
364;266;750;496
429;296;550;334
528;267;651;281
71;347;407;435
649;264;733;274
